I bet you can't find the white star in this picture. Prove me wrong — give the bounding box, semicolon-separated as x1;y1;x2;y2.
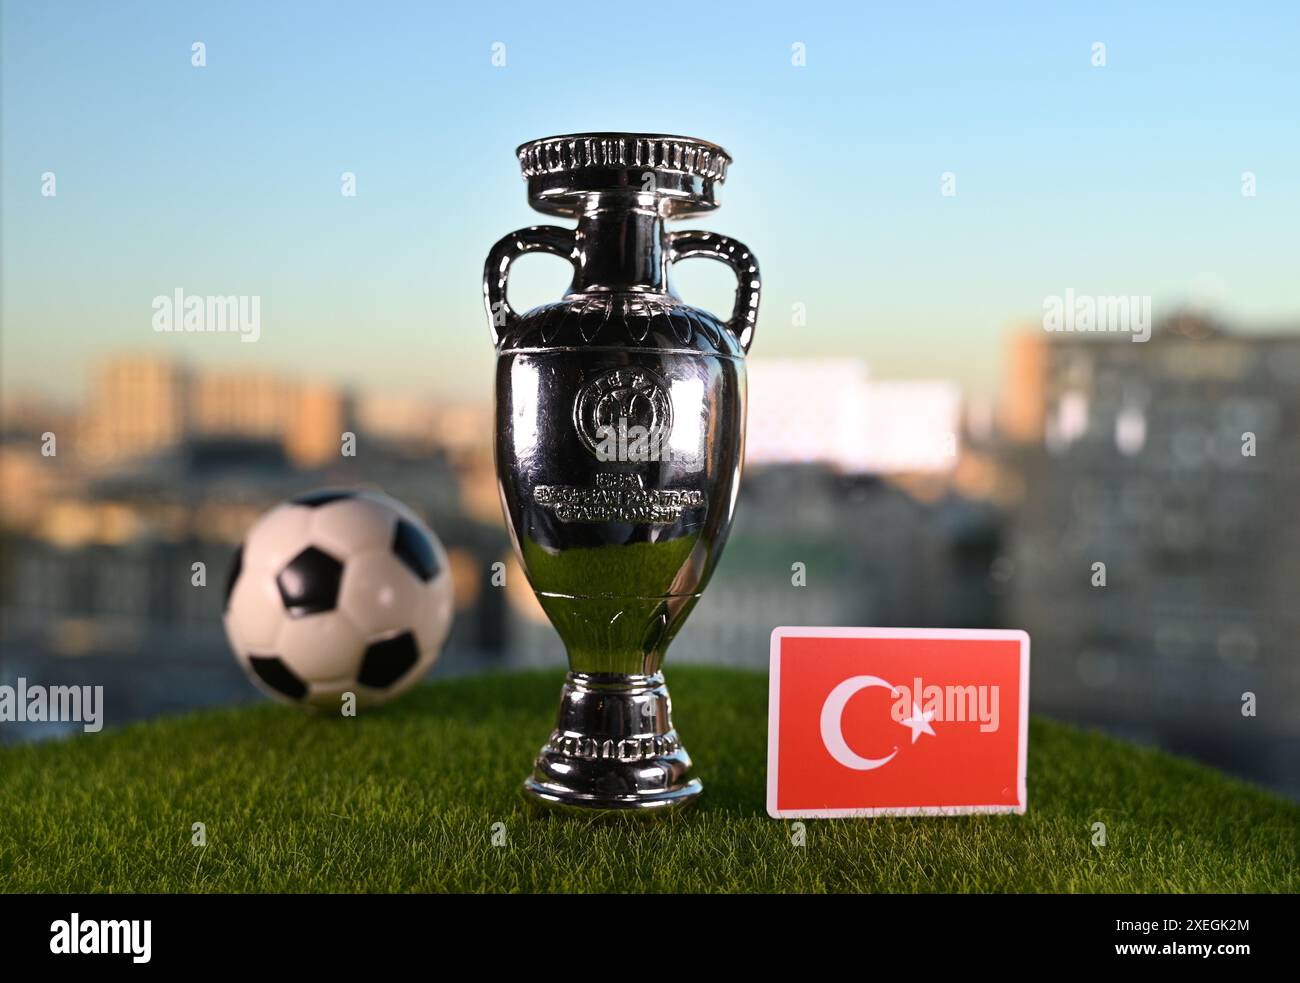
900;702;936;744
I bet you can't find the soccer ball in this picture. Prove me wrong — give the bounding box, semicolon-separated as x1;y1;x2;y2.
223;489;454;709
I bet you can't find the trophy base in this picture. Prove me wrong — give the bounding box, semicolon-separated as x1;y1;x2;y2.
521;671;702;816
522;778;703;816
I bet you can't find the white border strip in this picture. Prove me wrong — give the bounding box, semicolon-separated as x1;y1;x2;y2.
766;626;1031;819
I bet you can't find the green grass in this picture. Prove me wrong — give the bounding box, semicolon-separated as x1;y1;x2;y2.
1;667;1296;893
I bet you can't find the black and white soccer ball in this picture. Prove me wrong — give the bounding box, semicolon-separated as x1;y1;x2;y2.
223;489;454;709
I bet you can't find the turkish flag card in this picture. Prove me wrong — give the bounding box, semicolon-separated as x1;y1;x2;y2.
767;627;1030;818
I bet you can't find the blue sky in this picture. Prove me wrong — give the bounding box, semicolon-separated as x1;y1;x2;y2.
3;0;1296;402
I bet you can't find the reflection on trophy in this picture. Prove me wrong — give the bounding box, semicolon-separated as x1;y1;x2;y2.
483;133;760;812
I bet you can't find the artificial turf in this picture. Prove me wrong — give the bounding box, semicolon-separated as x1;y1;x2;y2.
0;667;1296;893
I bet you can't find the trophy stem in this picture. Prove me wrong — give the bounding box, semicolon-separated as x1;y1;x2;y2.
522;671;702;814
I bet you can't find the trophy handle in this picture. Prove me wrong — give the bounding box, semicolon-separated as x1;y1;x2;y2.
667;230;760;353
483;225;577;347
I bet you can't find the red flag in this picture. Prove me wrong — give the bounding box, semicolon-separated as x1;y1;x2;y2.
767;628;1030;817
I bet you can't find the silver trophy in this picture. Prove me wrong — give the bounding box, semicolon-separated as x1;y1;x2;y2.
483;133;760;813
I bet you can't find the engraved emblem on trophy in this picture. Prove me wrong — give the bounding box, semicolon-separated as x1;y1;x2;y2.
573;367;674;460
482;133;760;812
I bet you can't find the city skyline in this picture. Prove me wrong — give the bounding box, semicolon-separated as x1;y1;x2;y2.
6;310;1298;797
3;1;1298;404
1;348;964;472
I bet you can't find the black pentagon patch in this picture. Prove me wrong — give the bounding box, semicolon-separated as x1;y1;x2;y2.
391;518;440;583
248;655;308;700
358;631;420;688
224;544;243;613
291;489;357;508
276;546;343;616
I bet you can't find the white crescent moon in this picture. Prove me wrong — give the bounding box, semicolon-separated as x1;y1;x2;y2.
819;675;898;771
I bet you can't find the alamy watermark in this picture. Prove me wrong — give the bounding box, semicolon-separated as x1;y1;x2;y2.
889;678;1000;733
152;288;261;342
1043;288;1151;342
50;914;150;963
592;416;692;463
0;677;104;733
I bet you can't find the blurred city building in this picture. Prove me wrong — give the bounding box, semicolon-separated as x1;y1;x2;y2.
747;358;962;473
996;313;1300;796
79;356;188;463
77;356;353;470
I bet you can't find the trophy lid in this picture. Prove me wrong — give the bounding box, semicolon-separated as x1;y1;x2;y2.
516;133;731;218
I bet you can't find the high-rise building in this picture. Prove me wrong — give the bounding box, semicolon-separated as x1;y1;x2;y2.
189;370;290;440
80;356;188;463
76;354;350;469
286;383;346;468
999;328;1049;444
746;358;961;474
1001;314;1300;794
